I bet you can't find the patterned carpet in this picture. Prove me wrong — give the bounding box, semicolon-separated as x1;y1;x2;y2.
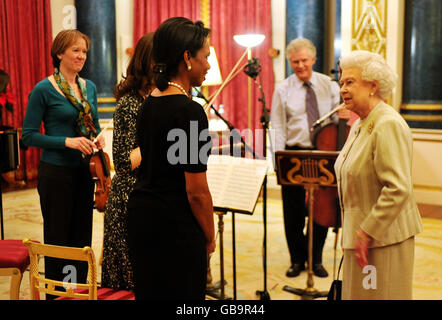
1;185;441;300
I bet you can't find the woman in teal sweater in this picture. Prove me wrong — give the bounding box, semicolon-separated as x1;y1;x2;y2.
22;30;104;299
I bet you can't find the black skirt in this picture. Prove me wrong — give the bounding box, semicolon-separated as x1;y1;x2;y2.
127;191;207;300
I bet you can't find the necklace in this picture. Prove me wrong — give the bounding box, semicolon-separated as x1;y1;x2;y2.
168;81;189;98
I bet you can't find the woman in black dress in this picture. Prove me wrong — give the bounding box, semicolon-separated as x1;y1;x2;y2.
127;17;215;300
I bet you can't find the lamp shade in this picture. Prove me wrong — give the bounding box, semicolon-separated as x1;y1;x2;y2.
202;46;223;86
233;34;265;48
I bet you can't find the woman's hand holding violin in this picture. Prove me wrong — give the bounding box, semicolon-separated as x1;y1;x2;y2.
65;136;97;155
94;134;106;150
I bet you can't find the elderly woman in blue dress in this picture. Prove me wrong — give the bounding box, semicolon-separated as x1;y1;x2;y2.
334;50;423;300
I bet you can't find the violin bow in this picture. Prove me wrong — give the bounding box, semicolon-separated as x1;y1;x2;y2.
92;119;113;144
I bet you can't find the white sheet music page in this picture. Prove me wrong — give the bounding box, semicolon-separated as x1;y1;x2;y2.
206;155;268;214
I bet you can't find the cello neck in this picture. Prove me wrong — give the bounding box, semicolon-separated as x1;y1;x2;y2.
337;118;347;151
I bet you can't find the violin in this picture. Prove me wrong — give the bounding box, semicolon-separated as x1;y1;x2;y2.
83;115;111;212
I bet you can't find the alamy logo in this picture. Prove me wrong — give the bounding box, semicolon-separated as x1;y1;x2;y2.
62;265;77;290
62;5;77;30
362;265;377;290
167;121;212;165
166;121;274;165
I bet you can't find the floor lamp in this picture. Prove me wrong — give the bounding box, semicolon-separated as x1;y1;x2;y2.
203;34;265;114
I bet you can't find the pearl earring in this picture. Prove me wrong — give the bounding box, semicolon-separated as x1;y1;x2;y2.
369;92;374;96
187;64;192;71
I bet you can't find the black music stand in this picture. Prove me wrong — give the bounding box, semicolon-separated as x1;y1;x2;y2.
275;150;339;300
250;60;272;301
206;155;268;300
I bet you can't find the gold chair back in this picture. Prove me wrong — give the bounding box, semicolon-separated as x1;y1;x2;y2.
22;239;98;300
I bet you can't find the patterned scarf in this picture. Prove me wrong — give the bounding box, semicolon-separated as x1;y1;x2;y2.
53;68;94;139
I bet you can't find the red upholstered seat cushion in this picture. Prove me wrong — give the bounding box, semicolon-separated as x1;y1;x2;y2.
0;240;31;273
55;287;135;300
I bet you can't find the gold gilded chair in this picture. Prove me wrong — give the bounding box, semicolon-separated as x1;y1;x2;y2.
22;239;134;300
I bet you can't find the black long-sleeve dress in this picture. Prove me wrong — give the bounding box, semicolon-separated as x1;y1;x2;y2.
101;92;144;290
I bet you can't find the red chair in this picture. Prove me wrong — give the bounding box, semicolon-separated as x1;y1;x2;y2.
22;239;134;300
0;240;32;300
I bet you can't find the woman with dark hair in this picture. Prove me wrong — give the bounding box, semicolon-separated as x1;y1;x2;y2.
22;29;104;299
127;17;215;300
101;33;155;291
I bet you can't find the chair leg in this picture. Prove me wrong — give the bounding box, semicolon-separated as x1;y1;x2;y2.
10;268;23;300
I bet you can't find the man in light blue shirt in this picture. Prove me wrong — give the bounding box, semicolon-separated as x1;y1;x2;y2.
271;38;349;278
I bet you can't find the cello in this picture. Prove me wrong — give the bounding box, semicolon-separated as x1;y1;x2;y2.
84;115;112;212
311;80;350;228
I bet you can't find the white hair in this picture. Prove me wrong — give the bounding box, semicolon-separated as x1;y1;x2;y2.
286;38;316;59
339;50;398;100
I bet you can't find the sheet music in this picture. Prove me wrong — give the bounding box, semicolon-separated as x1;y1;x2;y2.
206;155;268;214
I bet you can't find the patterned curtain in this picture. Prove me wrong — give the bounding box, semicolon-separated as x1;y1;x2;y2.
210;0;274;157
0;0;53;182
